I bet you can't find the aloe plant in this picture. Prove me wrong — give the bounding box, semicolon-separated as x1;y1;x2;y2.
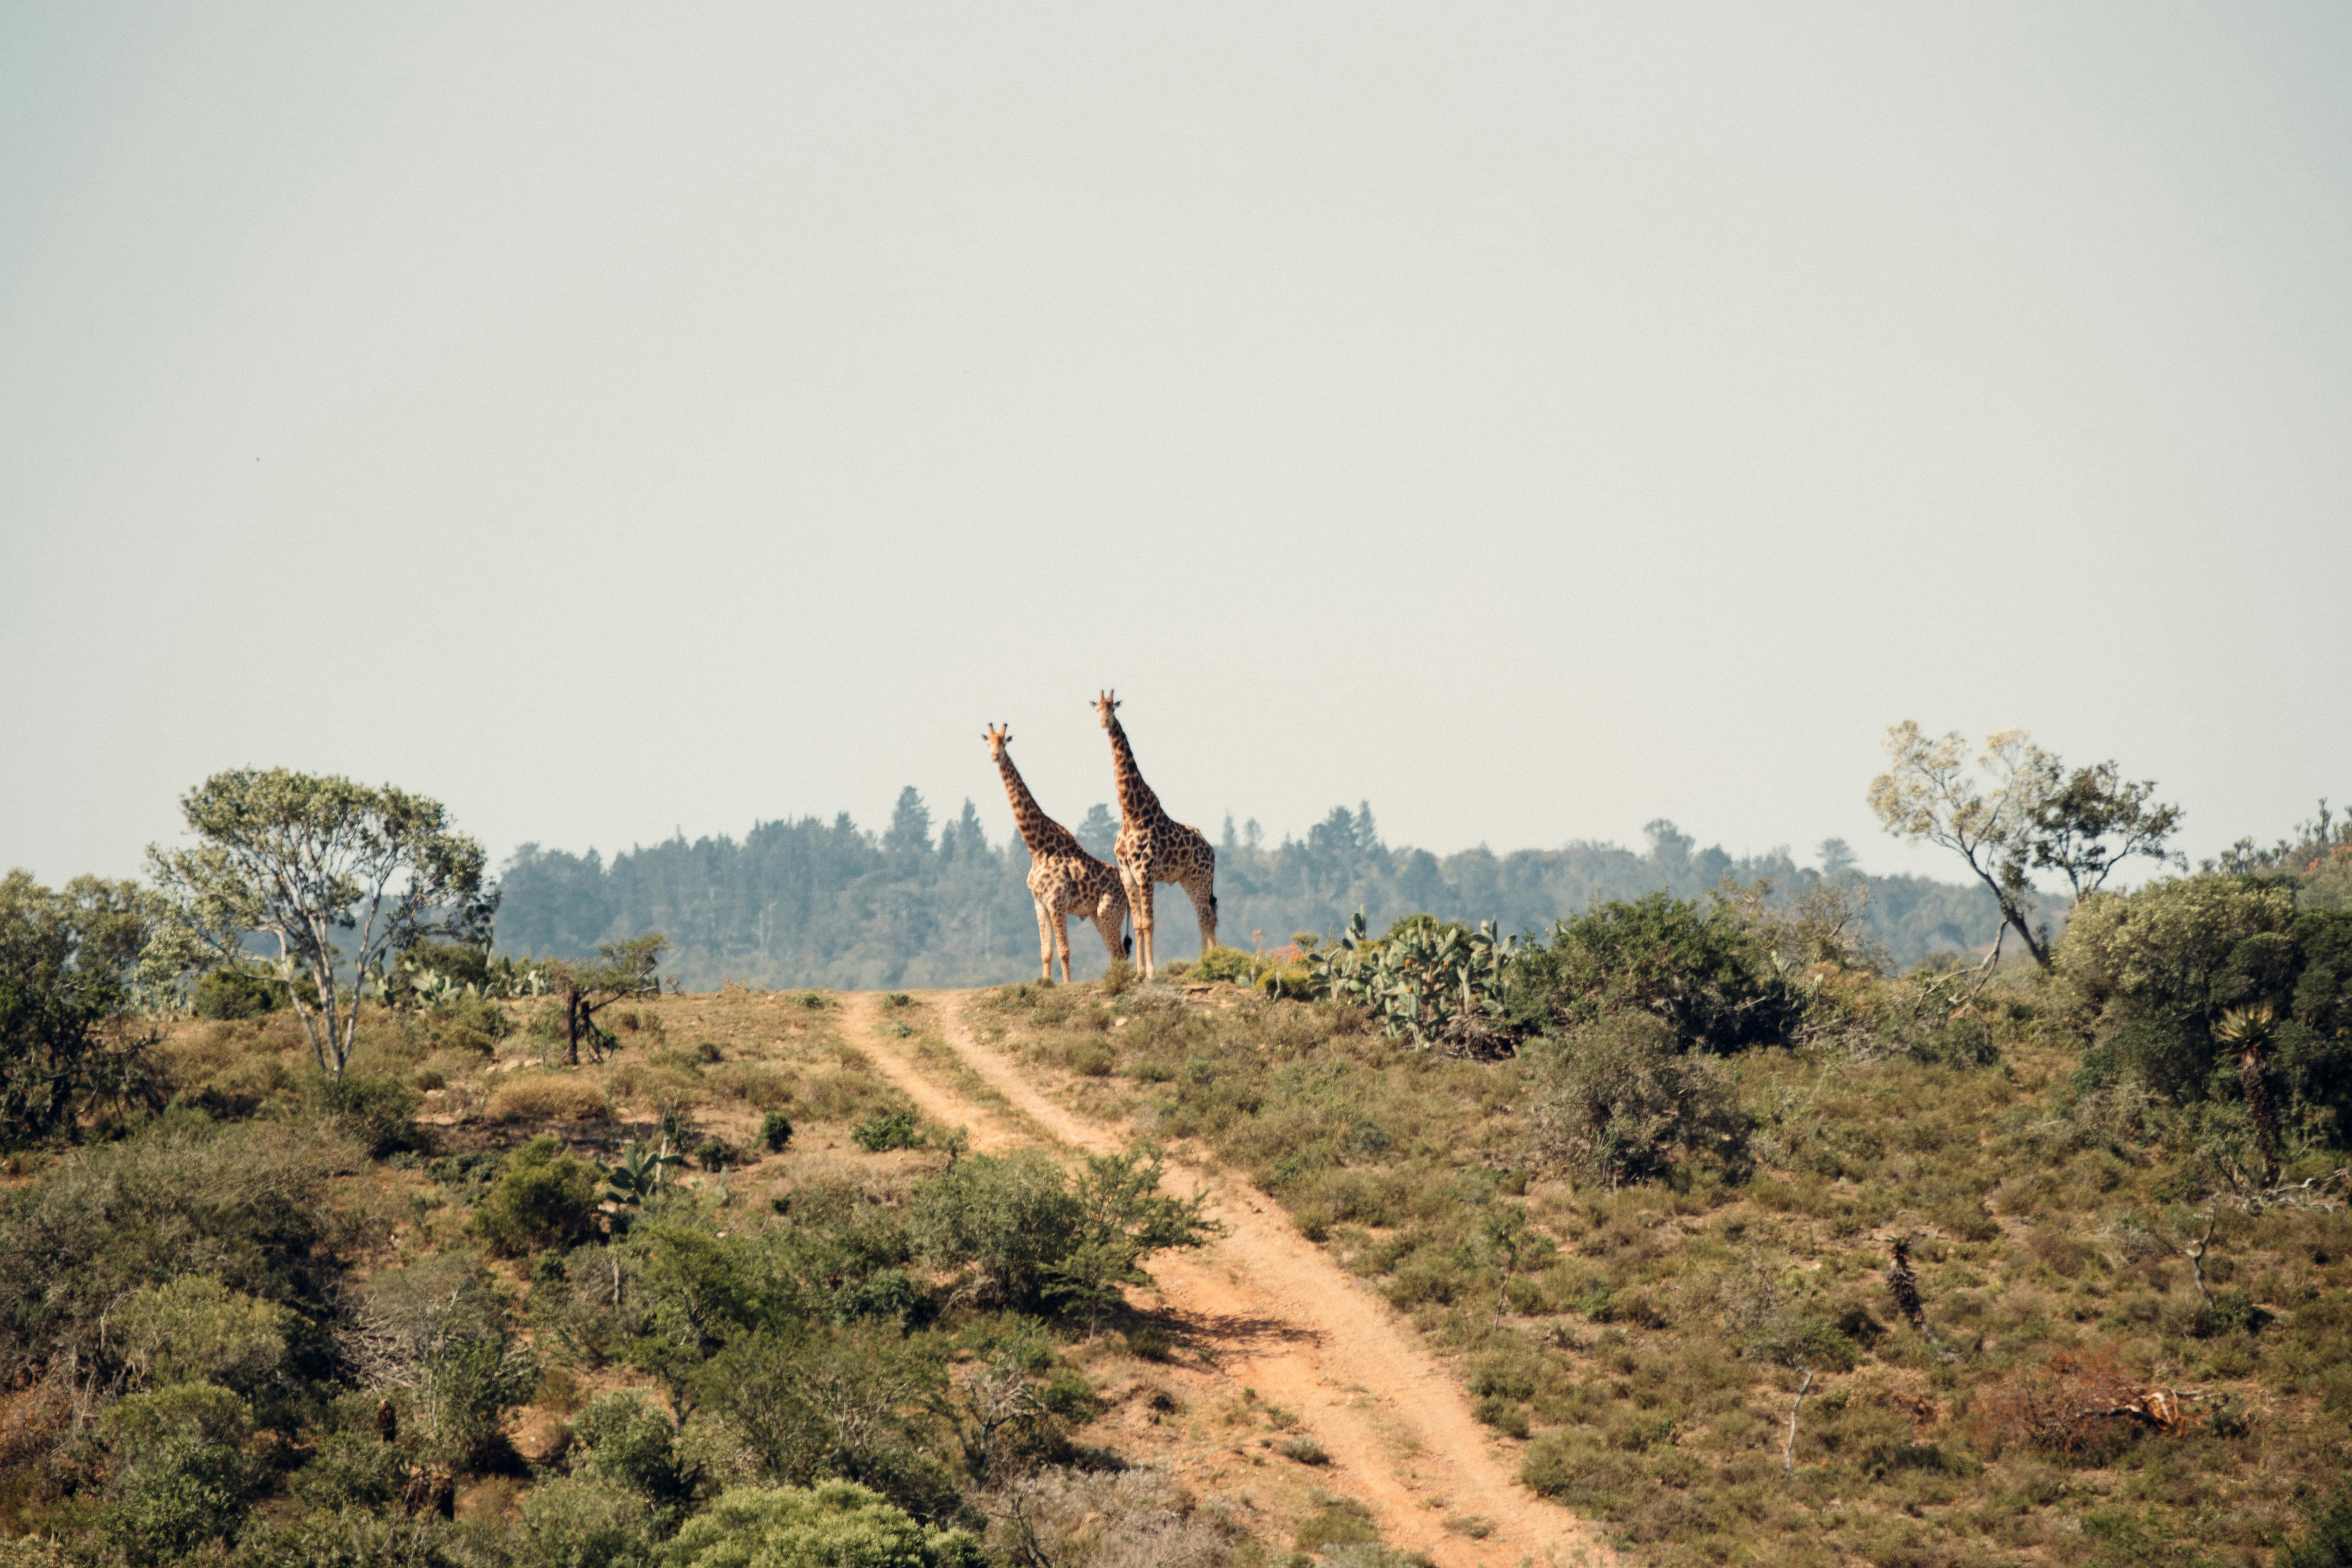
2216;1004;2282;1188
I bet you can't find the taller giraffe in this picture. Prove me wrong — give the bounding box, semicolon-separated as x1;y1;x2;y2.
1094;690;1217;979
985;725;1130;983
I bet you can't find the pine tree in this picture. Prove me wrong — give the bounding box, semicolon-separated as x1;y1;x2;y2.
883;787;934;861
938;798;987;864
1076;803;1117;861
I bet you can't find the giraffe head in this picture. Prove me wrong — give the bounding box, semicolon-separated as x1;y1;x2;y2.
1094;689;1121;729
983;723;1013;761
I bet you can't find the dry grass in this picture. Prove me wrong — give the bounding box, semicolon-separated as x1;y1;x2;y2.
483;1074;612;1124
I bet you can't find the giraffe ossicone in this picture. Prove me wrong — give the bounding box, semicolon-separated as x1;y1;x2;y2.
1093;690;1218;980
985;723;1130;984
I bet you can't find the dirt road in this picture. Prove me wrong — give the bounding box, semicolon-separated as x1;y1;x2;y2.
846;990;1611;1568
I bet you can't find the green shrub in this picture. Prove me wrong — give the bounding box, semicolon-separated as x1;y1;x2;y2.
693;1327;962;1519
1192;948;1257;984
1511;891;1801;1052
907;1148;1210;1319
98;1382;263;1565
471;1135;603;1256
1294;1497;1379;1552
0;1115;348;1387
760;1112;794;1153
192;967;288;1020
2276;1490;2352;1568
694;1136;733;1171
852;1111;922;1152
231;1507;465;1568
307;1072;423;1156
1524;1012;1751;1188
288;1427;405;1512
2060;877;2352;1121
574;1393;695;1508
110;1274;293;1396
521;1475;658;1568
662;1481;983;1568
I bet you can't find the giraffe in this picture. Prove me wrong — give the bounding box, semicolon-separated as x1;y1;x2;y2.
985;724;1130;983
1093;690;1217;980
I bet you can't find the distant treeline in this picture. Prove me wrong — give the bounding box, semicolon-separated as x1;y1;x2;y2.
493;791;2009;989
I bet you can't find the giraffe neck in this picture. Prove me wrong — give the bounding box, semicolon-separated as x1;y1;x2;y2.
994;750;1086;858
1105;716;1166;824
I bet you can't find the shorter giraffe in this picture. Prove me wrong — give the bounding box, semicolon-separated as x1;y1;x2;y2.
986;724;1130;983
1094;690;1217;979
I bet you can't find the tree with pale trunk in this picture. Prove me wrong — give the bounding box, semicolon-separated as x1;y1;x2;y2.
147;769;495;1079
1867;723;2181;968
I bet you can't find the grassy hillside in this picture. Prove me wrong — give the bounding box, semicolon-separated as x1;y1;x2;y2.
2;990;1354;1568
974;940;2352;1567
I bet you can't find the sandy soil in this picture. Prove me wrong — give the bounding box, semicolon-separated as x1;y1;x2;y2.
846;990;1613;1568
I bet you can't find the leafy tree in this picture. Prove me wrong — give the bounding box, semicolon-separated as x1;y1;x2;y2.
0;870;167;1143
1869;725;2181;967
2028;759;2185;900
147;769;496;1078
547;934;669;1066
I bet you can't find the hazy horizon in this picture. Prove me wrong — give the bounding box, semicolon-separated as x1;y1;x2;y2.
6;4;2348;890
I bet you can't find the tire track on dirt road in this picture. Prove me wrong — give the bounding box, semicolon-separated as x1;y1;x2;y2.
845;990;1612;1568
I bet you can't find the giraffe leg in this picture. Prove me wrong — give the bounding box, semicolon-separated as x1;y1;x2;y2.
1130;876;1158;980
1032;898;1054;983
1051;908;1074;985
1181;871;1218;957
1090;892;1127;968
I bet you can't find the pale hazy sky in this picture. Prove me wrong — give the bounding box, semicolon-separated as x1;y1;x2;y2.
4;3;2348;888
